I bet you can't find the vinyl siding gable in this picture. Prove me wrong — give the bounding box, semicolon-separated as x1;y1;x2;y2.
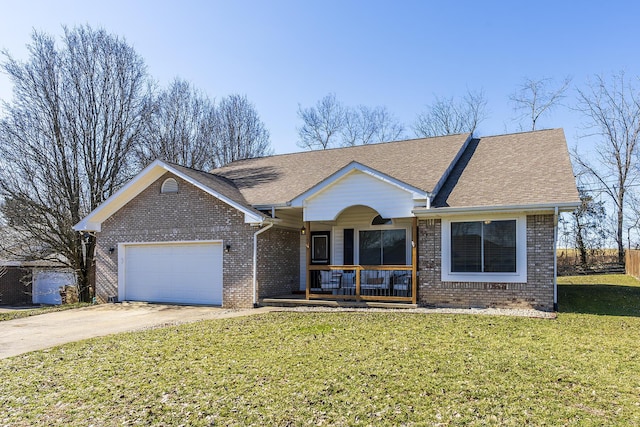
303;170;415;221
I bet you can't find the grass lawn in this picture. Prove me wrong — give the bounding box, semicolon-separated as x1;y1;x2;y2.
558;274;640;316
1;276;640;425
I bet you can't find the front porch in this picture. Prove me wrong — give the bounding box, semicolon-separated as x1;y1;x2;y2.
306;265;416;302
301;215;419;304
257;160;425;306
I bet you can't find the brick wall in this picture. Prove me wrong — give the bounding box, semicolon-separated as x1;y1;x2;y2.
96;172;257;308
0;267;32;306
257;227;300;298
418;214;555;311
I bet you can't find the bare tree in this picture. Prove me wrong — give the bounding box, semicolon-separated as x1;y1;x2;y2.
137;78;217;170
213;94;272;166
510;76;571;131
571;188;608;266
573;71;640;264
413;89;488;137
297;93;346;150
625;191;640;250
298;94;405;149
341;105;404;146
372;106;405;144
0;26;152;301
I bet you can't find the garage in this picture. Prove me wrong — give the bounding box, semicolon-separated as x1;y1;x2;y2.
121;241;223;305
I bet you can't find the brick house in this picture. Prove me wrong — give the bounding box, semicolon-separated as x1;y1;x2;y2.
74;129;579;311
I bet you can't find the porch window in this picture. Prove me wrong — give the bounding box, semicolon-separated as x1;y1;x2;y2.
451;220;516;273
311;232;330;264
359;229;406;265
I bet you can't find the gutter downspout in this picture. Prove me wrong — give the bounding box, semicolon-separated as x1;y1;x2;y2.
253;222;274;308
553;206;559;312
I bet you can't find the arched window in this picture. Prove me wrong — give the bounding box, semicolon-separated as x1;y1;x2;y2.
161;178;178;194
371;215;392;225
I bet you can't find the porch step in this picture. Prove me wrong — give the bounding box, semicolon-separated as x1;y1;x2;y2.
260;296;418;310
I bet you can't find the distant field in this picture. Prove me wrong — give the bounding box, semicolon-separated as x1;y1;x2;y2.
557;249;621;276
556;248;618;258
557;248;619;263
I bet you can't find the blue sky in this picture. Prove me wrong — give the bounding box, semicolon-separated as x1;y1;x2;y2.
0;0;637;156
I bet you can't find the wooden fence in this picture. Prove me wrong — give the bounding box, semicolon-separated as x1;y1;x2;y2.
557;248;624;275
626;250;640;279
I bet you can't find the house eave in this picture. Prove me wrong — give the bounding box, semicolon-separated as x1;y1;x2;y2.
253;203;292;210
248;217;282;227
73;220;102;232
412;201;580;217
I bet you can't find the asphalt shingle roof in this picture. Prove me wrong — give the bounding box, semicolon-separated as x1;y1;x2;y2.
176;129;578;212
432;128;579;208
213;133;471;206
167;163;267;218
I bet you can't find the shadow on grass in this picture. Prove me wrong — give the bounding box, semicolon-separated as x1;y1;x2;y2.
558;284;640;317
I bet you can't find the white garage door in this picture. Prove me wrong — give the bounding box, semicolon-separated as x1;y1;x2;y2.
122;242;223;305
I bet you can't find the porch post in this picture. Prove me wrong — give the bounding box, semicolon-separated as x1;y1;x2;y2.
305;221;311;300
355;266;361;302
412;216;418;304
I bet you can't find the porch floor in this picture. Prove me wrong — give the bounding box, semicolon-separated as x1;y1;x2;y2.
259;294;418;309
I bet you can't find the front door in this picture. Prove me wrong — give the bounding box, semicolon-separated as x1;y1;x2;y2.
311;231;330;264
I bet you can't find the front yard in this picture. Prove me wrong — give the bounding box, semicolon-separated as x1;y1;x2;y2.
1;275;640;425
0;303;90;322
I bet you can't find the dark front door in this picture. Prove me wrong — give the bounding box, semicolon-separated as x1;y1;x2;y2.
311;231;330;264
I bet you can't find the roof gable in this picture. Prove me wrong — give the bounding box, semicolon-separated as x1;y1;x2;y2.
213;133;472;207
73;160;266;231
290;161;428;207
300;166;422;221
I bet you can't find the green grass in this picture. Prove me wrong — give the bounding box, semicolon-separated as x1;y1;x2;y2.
558;274;640;316
1;276;640;425
0;303;91;322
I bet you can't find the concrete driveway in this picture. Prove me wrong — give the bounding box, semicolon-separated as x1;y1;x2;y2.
0;303;274;359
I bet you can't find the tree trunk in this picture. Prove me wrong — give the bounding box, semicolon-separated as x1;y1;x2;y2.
576;225;588;266
618;206;626;265
76;234;96;303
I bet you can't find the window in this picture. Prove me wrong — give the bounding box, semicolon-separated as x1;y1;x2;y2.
161;178;178;193
343;229;354;265
359;229;406;265
451;220;516;273
311;232;330;264
371;215;392;225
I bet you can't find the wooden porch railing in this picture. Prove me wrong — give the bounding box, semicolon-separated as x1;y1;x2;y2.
304;217;418;304
307;265;415;303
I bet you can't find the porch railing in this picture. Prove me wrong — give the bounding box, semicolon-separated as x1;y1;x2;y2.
307;265;414;302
